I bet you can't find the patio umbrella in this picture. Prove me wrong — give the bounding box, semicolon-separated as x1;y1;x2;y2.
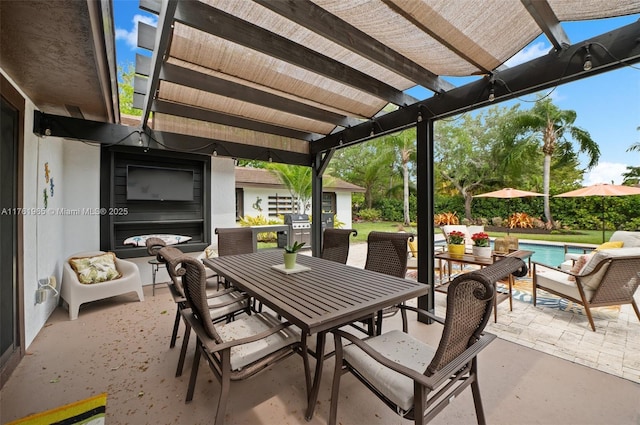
555;183;640;242
474;188;545;234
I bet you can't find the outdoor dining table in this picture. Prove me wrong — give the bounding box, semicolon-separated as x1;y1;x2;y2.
203;250;429;420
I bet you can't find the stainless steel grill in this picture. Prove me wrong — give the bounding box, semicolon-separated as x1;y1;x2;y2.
278;213;311;248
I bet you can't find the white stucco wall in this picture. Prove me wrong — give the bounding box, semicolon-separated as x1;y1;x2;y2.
21;103;66;347
335;191;353;228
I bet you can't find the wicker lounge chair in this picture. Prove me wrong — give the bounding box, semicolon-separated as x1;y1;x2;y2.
321;228;357;264
533;248;640;331
176;255;301;425
329;257;527;425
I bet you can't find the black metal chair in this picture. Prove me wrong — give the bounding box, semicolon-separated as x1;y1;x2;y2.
321;228;357;264
329;257;527;425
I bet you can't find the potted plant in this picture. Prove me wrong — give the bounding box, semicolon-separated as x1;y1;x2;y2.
447;230;466;256
471;232;492;258
283;241;305;269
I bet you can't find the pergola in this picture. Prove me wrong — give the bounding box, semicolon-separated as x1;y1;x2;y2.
3;0;640;318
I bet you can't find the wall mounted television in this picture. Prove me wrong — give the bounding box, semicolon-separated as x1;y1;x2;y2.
126;165;194;201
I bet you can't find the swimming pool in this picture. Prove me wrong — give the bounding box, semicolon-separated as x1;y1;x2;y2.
434;241;588;267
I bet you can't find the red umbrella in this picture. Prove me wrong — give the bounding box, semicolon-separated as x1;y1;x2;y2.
474;188;545;234
555;183;640;242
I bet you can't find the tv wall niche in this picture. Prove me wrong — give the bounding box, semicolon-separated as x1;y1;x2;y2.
100;147;211;258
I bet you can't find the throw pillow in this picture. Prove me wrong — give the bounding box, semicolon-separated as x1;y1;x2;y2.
69;252;122;284
595;241;624;251
568;254;591;281
204;247;218;259
408;239;418;258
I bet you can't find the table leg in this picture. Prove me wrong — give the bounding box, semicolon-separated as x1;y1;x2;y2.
305;331;326;421
509;275;513;311
493;281;498;323
151;263;157;296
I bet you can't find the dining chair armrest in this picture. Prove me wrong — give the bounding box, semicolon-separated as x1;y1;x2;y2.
207;293;250;310
333;329;496;390
398;304;445;325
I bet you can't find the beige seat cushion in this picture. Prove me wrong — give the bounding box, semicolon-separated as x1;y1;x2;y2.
207;292;249;318
216;312;299;371
343;329;435;412
535;268;593;300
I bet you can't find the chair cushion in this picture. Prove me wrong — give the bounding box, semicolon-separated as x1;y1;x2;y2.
207;292;249;319
610;231;640;247
68;252;122;284
579;247;640;290
343;329;435;412
535;268;592;300
216;312;299;371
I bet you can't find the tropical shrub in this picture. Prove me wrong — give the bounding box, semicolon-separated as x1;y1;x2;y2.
434;212;459;226
358;208;381;221
238;214;282;241
508;212;534;229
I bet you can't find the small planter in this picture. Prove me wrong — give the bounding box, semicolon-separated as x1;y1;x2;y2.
472;246;492;258
448;244;465;256
283;252;298;269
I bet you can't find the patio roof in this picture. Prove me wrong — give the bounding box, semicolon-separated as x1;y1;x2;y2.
130;0;640;164
2;1;640;165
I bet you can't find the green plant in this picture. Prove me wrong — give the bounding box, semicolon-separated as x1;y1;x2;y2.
358;208;381;221
284;241;305;253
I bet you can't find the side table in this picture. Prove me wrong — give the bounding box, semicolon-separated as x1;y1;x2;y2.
148;258;165;296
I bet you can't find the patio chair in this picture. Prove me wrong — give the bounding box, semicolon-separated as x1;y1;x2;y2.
61;251;144;320
364;231;415;334
533;248;640;331
214;227;256;289
321;228;357;264
176;255;301;425
329;256;527;425
156;246;251;376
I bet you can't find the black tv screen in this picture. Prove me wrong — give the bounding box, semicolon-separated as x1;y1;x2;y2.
126;165;194;201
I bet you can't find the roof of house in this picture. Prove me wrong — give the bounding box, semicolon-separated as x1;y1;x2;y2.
235;167;365;192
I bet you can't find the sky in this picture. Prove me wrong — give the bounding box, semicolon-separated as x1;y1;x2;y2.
112;1;640;186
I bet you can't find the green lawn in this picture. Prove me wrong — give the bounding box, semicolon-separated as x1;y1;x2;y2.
351;221;609;245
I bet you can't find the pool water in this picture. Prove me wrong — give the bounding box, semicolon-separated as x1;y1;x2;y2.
435;241;587;267
514;242;585;267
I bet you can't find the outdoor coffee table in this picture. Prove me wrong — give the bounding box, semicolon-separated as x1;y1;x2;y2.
203;250;428;420
434;249;534;322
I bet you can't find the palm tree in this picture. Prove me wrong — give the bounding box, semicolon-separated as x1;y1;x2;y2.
513;97;600;225
387;130;416;225
266;163;311;213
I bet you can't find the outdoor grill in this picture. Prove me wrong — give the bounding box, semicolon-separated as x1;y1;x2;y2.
278;213;311;248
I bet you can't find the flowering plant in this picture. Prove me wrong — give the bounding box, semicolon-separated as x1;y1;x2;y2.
471;232;490;247
447;230;466;245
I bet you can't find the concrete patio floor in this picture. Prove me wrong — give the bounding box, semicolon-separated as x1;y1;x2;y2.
2;243;639;424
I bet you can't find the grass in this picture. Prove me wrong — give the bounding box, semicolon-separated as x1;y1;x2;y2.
351;221;609;245
257;221;610;249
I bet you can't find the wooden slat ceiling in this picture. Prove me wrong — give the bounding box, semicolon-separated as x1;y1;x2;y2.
133;0;640;165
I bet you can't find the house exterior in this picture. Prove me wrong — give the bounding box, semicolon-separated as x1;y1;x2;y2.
235;167;364;226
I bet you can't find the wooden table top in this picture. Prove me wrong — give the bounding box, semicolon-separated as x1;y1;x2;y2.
203;251;428;335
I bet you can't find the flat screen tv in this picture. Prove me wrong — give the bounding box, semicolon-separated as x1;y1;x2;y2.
126;165;194;201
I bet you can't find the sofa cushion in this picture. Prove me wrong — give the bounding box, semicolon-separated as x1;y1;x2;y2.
535;267;594;300
68;252;122;284
610;231;640;247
